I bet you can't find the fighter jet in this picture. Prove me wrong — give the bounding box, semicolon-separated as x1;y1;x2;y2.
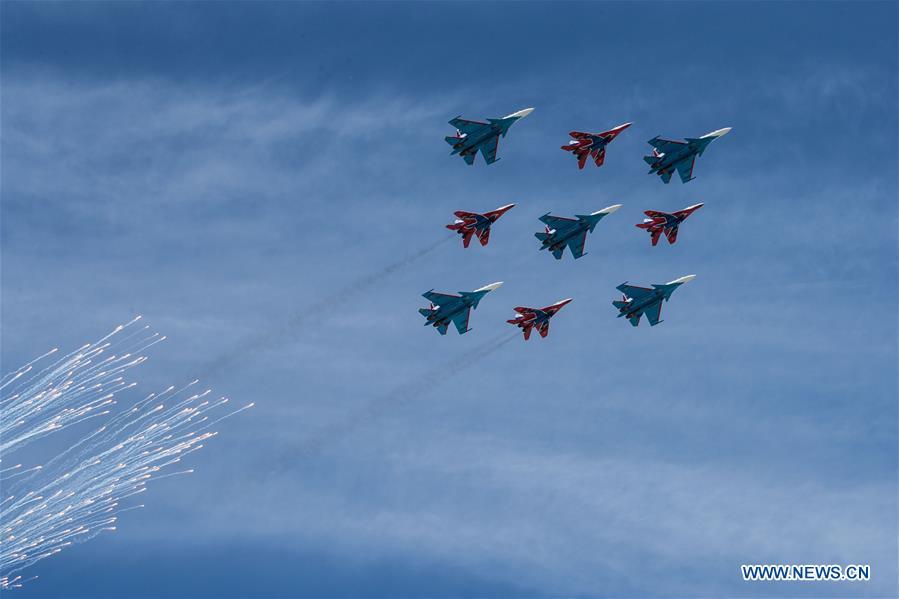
419;282;502;335
507;298;572;340
636;203;704;246
444;108;534;165
535;204;621;260
612;275;696;327
446;204;515;248
560;122;631;169
644;127;731;183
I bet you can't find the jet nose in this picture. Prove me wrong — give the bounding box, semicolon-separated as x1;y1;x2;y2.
595;204;623;215
615;122;633;130
476;281;503;293
505;107;535;120
556;298;573;307
703;127;732;138
668;274;697;285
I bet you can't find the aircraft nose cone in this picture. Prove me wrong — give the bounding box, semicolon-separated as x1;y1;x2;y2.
704;127;732;138
476;281;503;293
595;204;623;215
668;274;697;285
506;107;535;120
556;298;573;307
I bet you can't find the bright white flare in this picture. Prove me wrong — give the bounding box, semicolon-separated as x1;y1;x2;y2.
0;319;251;589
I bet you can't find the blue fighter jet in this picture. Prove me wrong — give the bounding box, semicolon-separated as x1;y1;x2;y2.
535;204;621;260
445;108;534;165
644;127;731;183
419;282;503;335
613;275;696;326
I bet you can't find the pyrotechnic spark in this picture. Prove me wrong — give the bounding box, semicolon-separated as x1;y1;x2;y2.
0;318;252;589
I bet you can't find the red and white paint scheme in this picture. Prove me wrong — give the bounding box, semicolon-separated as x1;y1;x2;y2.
506;298;572;340
636;203;704;246
445;203;515;248
560;122;632;169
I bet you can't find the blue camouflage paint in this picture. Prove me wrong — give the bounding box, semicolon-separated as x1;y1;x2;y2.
644;127;731;183
534;205;621;260
419;282;502;335
444;108;534;165
613;275;696;327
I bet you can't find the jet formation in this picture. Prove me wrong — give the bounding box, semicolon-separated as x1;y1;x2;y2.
444;108;534;165
428;107;731;336
535;204;621;260
644;127;731;183
560;122;631;169
507;299;572;340
446;204;515;248
636;203;704;246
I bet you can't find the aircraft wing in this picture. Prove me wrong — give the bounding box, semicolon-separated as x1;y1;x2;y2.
436;322;449;335
479;135;500;165
644;210;672;219
476;226;490;246
567;231;588;259
645;300;663;326
617;283;654;300
538;321;550;338
648;136;687;154
422;291;462;307
451;309;471;334
651;229;663;246
659;170;673;184
462;153;476;165
593;147;606;167
676;156;696;183
449;117;488;135
665;226;679;244
628;311;642;327
539;214;577;229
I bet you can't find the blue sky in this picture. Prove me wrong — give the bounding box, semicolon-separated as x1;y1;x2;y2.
1;1;897;597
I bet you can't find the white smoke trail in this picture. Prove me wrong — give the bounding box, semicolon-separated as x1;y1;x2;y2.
0;318;252;589
268;330;519;471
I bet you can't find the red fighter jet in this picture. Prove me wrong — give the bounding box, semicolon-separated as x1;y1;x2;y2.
636;203;703;246
445;203;515;248
507;298;572;340
560;122;632;169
